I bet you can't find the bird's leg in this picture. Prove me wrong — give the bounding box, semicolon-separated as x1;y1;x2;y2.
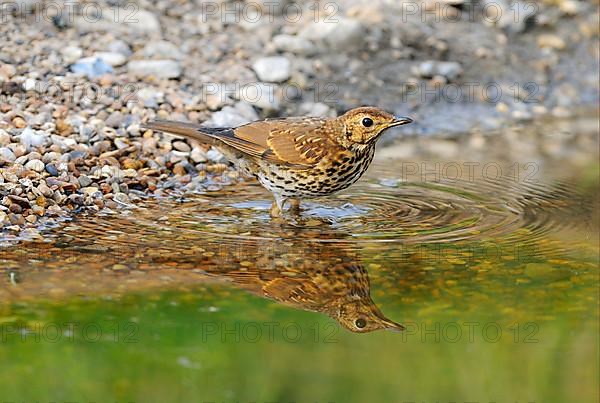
270;195;287;218
288;198;301;215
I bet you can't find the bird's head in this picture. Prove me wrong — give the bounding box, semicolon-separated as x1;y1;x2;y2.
338;106;413;145
332;298;405;333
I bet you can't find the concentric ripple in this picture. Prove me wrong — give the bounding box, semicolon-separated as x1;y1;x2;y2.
1;161;596;302
46;166;591;254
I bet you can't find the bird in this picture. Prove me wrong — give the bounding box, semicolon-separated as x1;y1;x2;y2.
196;230;405;333
142;106;413;216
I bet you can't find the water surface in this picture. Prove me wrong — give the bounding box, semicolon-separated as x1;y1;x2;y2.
0;122;598;402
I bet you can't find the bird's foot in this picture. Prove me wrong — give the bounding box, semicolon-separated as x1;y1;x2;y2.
288;199;301;215
270;198;301;218
270;202;283;218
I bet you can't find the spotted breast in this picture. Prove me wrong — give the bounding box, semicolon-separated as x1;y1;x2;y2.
257;144;376;199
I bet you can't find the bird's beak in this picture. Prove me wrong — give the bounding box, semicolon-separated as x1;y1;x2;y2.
388;116;413;127
383;318;406;332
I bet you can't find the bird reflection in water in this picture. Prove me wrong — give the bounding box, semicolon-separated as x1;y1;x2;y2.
192;229;404;333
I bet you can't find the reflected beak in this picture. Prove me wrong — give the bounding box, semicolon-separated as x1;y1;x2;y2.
389;116;413;127
383;319;406;332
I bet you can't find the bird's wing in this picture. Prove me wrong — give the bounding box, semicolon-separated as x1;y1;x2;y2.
143;117;341;168
262;277;322;307
232;117;339;167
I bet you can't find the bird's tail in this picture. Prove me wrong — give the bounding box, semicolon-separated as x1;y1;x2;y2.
141;120;224;146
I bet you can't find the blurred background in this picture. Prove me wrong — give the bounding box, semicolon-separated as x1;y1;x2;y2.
1;0;598;133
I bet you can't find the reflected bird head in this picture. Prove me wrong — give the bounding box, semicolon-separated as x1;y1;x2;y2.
334;298;405;333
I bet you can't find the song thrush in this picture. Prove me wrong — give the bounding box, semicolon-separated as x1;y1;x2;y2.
198;230;405;333
142;107;412;216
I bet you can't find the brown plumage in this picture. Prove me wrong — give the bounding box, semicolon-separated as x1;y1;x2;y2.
199;232;405;333
142;107;412;216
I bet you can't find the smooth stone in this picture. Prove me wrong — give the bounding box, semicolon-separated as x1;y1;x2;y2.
19;127;46;150
173;141;191;152
252;56;291;83
135;87;162;108
298;102;333;117
106;111;124;128
272;34;316;55
107;40;132;56
24;159;45;172
190;148;207;163
113;192;130;204
61;46;83;64
0;211;9;226
93;52;127;67
78;175;93;187
0;129;10;146
70;58;113;78
45;164;59;176
204;102;259;127
252;0;291;14
0;147;16;163
127;60;182;79
38;184;53;197
142;41;183;60
537;34;566;50
206;148;225;163
299;17;365;51
75;8;160;34
237;82;280;109
413;60;463;80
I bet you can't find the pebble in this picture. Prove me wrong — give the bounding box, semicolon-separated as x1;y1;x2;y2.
0;211;9;227
24;159;45;172
0;147;16;163
142;41;183;60
252;57;292;83
205;103;259;127
272;35;317;55
173;141;191;152
108;40;132;57
207;148;226;163
135;88;161;108
106;111;124;128
190;148;207;163
92;52;128;67
551;106;573;118
127;60;182;79
299;17;365;51
45;164;59;176
237;82;280;110
61;46;83;63
19;127;45;150
38;184;53;197
413;61;463;81
113;193;130;204
78;175;92;187
70;58;113;78
537;34;567;50
0;130;10;146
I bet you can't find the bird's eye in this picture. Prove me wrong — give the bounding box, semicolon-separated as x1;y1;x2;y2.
361;118;374;127
355;318;367;329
